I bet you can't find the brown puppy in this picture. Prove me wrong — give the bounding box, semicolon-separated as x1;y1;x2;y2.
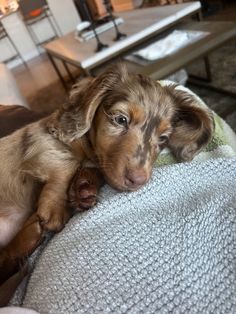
0;64;214;295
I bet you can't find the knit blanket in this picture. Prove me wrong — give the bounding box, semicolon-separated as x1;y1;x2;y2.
19;157;236;314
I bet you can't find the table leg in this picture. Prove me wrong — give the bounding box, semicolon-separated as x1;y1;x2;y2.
189;56;212;83
193;9;212;83
62;61;75;83
47;53;68;90
203;56;212;82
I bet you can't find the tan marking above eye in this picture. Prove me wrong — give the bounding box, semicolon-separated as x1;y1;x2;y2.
109;102;146;126
129;104;145;125
157;120;172;135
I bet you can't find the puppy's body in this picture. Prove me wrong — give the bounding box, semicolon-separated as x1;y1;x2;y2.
0;118;81;247
0;65;214;294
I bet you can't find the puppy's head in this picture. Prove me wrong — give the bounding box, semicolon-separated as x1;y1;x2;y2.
54;64;214;191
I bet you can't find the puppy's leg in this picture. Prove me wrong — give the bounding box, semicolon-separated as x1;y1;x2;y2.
0;213;44;285
36;171;76;232
69;167;104;212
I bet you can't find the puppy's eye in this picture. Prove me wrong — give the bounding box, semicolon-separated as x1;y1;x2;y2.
114;115;128;127
159;135;168;143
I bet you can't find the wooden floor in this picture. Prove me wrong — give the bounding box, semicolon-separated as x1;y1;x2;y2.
12;54;62;100
12;1;236;103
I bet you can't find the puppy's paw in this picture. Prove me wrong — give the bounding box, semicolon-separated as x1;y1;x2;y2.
70;179;98;212
37;207;71;232
4;213;45;259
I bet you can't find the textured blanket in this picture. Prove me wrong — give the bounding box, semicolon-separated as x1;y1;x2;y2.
18;157;236;314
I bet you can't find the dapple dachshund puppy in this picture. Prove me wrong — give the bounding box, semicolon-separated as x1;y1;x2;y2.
0;64;214;303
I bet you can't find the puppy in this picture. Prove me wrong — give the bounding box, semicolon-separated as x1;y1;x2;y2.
0;64;214;293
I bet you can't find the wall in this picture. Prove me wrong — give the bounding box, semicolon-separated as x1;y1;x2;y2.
47;0;81;35
0;0;81;67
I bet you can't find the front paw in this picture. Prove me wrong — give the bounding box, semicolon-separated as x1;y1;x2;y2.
37;207;71;232
69;179;98;212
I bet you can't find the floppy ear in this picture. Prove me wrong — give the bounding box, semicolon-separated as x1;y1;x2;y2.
167;86;215;161
47;63;129;143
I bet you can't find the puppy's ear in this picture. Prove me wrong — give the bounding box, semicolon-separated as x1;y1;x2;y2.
167;86;214;161
48;63;128;143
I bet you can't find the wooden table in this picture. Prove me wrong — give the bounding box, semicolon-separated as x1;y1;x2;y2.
44;2;201;87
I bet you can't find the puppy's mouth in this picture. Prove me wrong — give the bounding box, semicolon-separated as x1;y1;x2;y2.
101;169;148;192
105;176;143;192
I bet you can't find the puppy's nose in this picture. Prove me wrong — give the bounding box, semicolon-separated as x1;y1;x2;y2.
125;170;147;189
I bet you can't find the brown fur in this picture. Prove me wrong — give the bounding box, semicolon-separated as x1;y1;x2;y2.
0;64;214;301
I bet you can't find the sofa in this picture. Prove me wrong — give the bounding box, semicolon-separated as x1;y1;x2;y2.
1;63;236;314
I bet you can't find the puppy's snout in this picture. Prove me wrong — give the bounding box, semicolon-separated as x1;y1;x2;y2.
125;169;147;190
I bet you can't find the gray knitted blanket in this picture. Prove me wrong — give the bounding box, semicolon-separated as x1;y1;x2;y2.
20;158;236;313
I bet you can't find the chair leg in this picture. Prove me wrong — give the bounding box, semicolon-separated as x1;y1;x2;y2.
27;24;41;54
24;13;61;54
46;10;62;37
1;24;27;66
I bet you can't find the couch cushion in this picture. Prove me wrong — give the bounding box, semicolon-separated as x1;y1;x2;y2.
0;105;46;138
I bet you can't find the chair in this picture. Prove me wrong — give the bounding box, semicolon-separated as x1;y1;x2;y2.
18;0;61;51
0;21;25;65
